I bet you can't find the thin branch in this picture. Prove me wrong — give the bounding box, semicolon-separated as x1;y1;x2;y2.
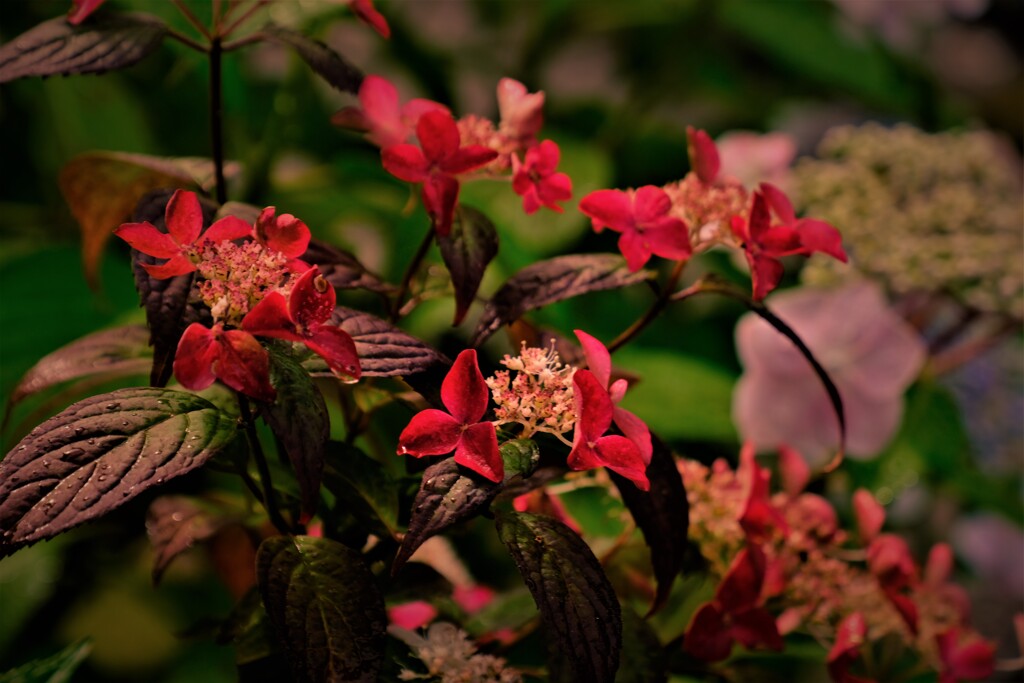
221;0;271;40
170;0;212;40
390;226;435;323
237;394;291;534
165;28;209;53
607;258;688;353
221;31;267;52
209;36;228;204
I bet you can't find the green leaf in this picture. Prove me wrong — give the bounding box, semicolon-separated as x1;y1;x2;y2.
496;511;622;683
0;13;167;83
500;438;539;479
615;349;736;442
0;639;92;683
256;535;386;683
263;348;330;520
438;205;500;325
391;457;500;576
0;387;238;556
616;607;668;683
472;254;654;346
9;325;151;408
322;444;401;540
261;24;363;94
609;433;691;615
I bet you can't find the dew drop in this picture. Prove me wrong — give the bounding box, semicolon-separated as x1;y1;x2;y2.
74;427;85;435
42;460;50;468
63;448;84;458
97;476;107;482
105;403;120;411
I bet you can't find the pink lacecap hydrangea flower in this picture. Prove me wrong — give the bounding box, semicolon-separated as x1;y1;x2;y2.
732;281;926;465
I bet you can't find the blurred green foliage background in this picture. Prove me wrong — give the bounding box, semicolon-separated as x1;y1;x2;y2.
0;0;1020;680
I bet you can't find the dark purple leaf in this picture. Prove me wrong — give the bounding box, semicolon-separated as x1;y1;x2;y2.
609;432;690;616
496;511;622;683
616;607;669;683
0;12;168;83
312;307;449;378
0;387;238;556
391;457;500;576
256;535;386;683
131;190;215;387
262;348;328;521
146;495;228;584
261;24;363;94
438;205;499;325
10;325;151;406
472;254;654;346
302;240;392;294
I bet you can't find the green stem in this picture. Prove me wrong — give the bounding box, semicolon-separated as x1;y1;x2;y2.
166;28;208;53
390;226;435;322
209;36;227;205
221;0;270;40
170;0;211;39
237;395;290;534
607;258;688;353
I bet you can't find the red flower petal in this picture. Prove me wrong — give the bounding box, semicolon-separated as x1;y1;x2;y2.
572;369;614;442
575;329;612;389
304;326;361;382
173;323;219;391
612;406;652;465
643;222;692;262
579;189;632;234
684;602;733;662
746;251;784;301
388;601;436;630
164;189;203;246
442;145;499;175
778;445;810;497
827;612;867;682
142;254;198;279
68;0;107;24
114;222;179;258
759;182;796;224
242;291;301;342
730;607;783;651
348;0;391;39
797;218;847;262
397;409;462;456
632;185;673;225
381;144;430;183
617;229;654;272
217;329;275;402
422;173;460;236
593;435;649;490
417;110;460;164
255;208;311;258
288;268;336;329
441;349;489;425
203;215;253;245
853;489;885;544
716;545;766;615
454;421;503;482
937;629;996;682
687;126;721;185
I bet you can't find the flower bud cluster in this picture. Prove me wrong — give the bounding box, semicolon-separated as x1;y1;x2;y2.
485;341;577;439
195;239;291;326
394;622;522;683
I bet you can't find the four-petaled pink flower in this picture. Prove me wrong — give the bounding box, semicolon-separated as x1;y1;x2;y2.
936;627;996;683
684;544;783;661
68;0;106;24
242;266;361;381
381;110;498;236
332;75;448;148
174;323;275;402
512;140;573;215
496;78;544;142
568;368;649;490
578;185;692;272
114;189;252;279
396;349;503;482
574;329;652;463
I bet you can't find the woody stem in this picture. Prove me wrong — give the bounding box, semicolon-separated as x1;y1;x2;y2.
237;394;291;534
390;226;435;322
209;36;228;205
607;258;688;353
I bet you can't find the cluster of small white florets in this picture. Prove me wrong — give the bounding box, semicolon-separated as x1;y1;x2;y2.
396;623;522;683
485;341;577;442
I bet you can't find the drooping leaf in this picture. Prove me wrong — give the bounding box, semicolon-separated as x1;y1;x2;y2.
609;433;690;616
262;348;329;521
0;639;92;683
303;240;392;294
437;205;499;326
218;587;280;665
616;607;669;683
256;535;386;683
472;254;654;345
146;495;230;585
391;457;500;576
261;24;363;94
312;307;449;378
496;511;622;683
0;387;238;556
322;444;401;540
9;325;151;408
130;190;215;387
0;12;167;83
